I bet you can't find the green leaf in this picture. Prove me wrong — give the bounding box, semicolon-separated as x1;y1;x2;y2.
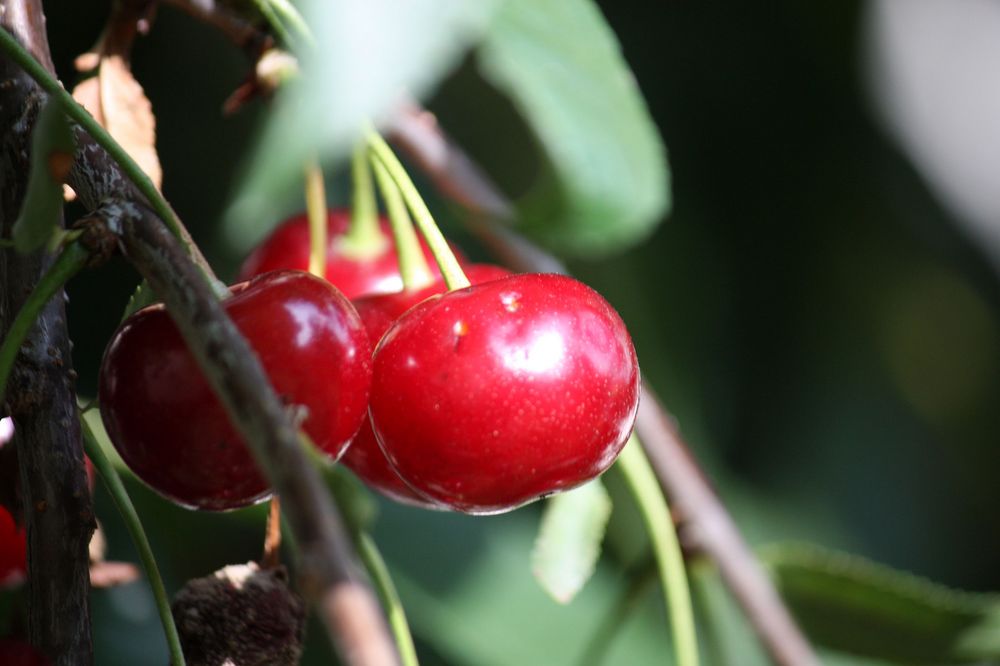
761;543;1000;664
531;479;612;604
477;0;670;257
375;505;668;666
13;98;75;253
223;0;500;254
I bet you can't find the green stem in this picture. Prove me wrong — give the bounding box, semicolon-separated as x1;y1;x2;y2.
303;159;328;278
616;434;700;666
249;0;293;47
251;0;315;49
365;128;470;291
342;144;385;258
0;242;88;406
356;533;420;666
370;156;432;290
0;27;227;300
80;415;186;666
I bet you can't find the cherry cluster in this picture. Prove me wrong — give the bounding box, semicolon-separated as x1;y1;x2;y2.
98;210;640;514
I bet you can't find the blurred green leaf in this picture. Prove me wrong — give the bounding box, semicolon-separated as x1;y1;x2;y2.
532;480;612;604
762;543;1000;664
477;0;670;257
224;0;500;253
13;98;74;253
377;505;668;666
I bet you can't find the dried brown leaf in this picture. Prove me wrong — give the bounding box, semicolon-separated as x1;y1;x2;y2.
69;42;162;199
98;54;162;189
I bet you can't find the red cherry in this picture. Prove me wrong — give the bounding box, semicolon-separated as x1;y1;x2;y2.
368;273;639;514
0;639;50;666
237;209;465;299
346;264;512;507
99;271;373;511
0;506;26;588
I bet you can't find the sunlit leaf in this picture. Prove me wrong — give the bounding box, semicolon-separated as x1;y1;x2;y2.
13;98;75;253
477;0;670;257
224;0;500;253
763;543;1000;663
532;479;612;604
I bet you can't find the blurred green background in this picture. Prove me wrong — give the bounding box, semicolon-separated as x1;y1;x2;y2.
28;0;1000;663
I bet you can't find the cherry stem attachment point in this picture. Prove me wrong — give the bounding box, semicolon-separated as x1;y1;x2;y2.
303;158;328;278
365;127;470;291
0;241;89;407
617;434;700;666
80;414;186;666
370;156;432;291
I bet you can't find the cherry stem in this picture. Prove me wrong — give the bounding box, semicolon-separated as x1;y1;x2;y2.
262;496;283;569
342;143;386;259
0;241;88;407
304;158;328;278
0;27;227;300
356;532;419;666
617;434;700;666
365;127;470;291
370;156;433;290
80;414;186;666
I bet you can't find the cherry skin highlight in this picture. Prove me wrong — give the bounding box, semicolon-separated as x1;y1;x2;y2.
368;273;640;514
346;264;511;507
99;270;373;511
237;209;464;299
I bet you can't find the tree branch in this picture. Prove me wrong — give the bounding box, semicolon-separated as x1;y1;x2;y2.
2;3;398;663
107;203;396;665
0;2;95;664
159;0;270;56
388;103;820;666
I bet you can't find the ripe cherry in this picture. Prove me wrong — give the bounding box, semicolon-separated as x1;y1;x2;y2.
237;209;463;299
99;270;372;511
368;273;639;514
346;264;511;507
0;506;26;588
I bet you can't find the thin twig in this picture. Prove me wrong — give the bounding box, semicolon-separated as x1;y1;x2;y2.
387;103;820;666
160;0;271;55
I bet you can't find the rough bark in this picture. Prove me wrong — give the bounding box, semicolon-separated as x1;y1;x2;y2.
0;2;95;664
